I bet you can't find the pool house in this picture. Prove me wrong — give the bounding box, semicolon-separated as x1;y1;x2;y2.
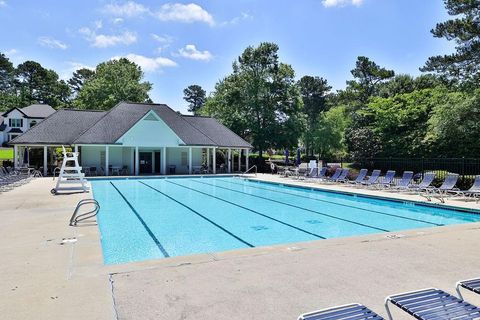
9;102;252;176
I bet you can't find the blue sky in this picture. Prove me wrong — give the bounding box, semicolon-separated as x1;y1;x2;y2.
0;0;454;113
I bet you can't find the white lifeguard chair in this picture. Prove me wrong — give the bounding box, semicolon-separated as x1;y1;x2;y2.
51;146;88;194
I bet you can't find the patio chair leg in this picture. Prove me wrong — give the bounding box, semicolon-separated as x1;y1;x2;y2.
456;282;464;300
384;298;394;320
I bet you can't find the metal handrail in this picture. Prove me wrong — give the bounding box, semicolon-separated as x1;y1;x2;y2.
52;167;61;180
242;165;257;177
69;199;100;226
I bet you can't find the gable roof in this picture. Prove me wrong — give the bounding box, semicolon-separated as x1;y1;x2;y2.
74;102;216;145
9;109;106;145
2;104;56;118
10;102;251;148
21;104;56;118
182;116;252;148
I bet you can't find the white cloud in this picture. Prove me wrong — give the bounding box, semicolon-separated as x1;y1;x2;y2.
220;12;253;26
59;61;96;80
113;17;124;24
151;33;174;53
79;27;137;48
38;36;68;50
178;44;213;61
322;0;364;7
0;1;6;7
103;1;148;17
112;53;177;72
155;3;214;26
5;48;17;55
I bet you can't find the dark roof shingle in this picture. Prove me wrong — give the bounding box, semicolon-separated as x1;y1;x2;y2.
10;102;251;148
74;102;217;145
9;109;106;145
182;116;252;148
21;104;56;118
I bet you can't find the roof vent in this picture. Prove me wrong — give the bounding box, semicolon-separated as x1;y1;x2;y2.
144;113;159;121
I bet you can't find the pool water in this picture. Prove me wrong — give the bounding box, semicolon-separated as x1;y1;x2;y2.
91;177;480;264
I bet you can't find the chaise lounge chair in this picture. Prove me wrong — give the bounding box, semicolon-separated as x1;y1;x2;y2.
345;169;368;186
423;173;459;203
456;277;480;299
448;175;480;202
306;167;327;183
299;303;384;320
372;170;396;189
387;171;413;191
385;288;480;320
400;172;436;193
357;169;381;187
321;169;350;184
317;167;342;183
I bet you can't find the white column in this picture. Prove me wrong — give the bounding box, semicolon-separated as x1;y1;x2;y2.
135;146;139;176
206;148;210;172
238;149;242;172
161;147;166;175
13;145;18;169
227;148;231;173
188;147;193;174
105;145;109;176
74;145;78;153
246;149;249;170
43;146;47;176
212;148;216;174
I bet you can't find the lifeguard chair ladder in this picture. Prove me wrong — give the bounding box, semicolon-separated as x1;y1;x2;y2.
51;146;88;194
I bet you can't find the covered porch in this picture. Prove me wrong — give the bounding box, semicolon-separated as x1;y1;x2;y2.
76;145;251;176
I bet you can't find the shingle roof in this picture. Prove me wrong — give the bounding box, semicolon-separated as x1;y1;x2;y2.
182;116;252;148
10;102;251;148
0;116;5;131
8;128;23;133
20;104;56;118
9;109;106;145
74;102;217;146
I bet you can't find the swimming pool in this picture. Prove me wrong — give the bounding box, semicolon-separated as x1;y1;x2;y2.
91;176;480;264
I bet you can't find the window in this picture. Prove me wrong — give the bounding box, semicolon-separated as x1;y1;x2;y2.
100;151;105;166
30;120;37;128
181;152;187;166
8;134;19;141
9;118;23;128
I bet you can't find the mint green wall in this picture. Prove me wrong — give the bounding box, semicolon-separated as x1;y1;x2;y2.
116;112;184;147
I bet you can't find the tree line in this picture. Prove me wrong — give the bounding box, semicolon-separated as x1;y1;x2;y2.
198;0;480;159
0;57;152;111
0;0;478;160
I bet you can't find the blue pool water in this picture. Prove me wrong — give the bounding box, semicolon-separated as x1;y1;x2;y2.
91;177;480;264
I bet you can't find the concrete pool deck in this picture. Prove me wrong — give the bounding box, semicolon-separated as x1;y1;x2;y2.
1;175;480;319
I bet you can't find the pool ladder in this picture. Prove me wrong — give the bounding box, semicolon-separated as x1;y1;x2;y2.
69;199;100;226
242;165;257;177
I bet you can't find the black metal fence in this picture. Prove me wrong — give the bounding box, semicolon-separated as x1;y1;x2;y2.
326;157;480;189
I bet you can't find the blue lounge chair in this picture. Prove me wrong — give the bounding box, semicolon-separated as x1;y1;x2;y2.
346;169;368;186
318;167;342;183
388;171;414;191
449;176;480;202
323;169;350;184
400;172;436;193
385;288;480;320
299;303;384;320
305;167;326;183
423;173;459;203
372;170;396;189
358;169;381;187
456;277;480;299
334;169;350;183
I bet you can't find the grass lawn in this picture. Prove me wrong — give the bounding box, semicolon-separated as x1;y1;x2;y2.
0;148;13;160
